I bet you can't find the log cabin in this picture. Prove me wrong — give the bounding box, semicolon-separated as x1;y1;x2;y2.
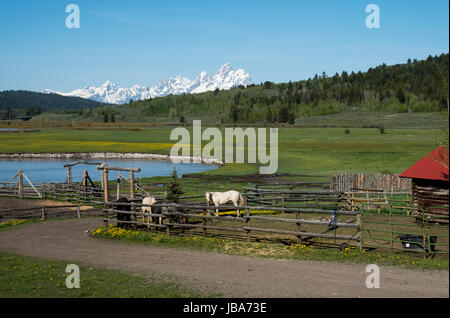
399;146;449;223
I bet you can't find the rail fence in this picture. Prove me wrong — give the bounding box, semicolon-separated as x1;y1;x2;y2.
1;170;447;255
101;198;449;255
0;204;102;220
243;187;345;210
103;200;361;247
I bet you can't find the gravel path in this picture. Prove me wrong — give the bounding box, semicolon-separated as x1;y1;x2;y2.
0;218;448;298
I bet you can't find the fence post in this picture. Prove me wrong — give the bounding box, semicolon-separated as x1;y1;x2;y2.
203;201;209;237
129;171;136;227
76;206;81;219
356;211;362;251
41;208;45;220
116;172;121;200
103;168;109;227
246;207;250;243
351;193;355;212
83;170;88;200
296;211;302;244
18;170;23;198
129;171;135;199
103;169;109;203
406;193;410;216
389;209;393;249
67;167;72;184
377;193;381;214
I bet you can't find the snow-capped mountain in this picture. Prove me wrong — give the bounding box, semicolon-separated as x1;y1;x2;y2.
44;63;252;104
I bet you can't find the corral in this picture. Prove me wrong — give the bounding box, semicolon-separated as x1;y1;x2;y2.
1;163;448;257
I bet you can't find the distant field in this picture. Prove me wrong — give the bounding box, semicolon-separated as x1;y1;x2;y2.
3;111;447;129
293;111;447;129
0;126;440;178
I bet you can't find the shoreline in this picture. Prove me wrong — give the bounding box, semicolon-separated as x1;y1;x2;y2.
0;153;224;166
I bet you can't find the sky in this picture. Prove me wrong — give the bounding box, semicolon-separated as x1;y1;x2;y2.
0;0;448;92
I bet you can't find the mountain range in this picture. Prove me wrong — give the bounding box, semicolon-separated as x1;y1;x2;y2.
44;63;253;105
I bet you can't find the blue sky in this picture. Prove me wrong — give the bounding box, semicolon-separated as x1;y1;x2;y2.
0;0;448;91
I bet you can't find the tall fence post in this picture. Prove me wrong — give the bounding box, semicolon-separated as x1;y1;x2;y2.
129;171;135;200
103;168;109;227
82;170;88;200
103;169;109;203
116;172;121;200
18;170;23;198
129;171;136;227
67;167;72;184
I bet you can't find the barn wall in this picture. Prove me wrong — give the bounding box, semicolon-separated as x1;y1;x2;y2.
413;179;449;221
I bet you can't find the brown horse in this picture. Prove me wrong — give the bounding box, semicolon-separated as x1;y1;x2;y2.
115;197;131;228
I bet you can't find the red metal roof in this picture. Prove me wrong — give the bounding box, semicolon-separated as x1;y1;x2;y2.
399;146;449;182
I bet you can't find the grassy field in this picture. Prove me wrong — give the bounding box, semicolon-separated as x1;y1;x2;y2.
0;126;441;178
0;250;209;297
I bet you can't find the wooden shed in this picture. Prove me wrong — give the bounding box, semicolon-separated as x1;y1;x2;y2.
399;146;449;223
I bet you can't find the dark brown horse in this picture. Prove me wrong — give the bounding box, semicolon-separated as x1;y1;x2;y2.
115;197;131;228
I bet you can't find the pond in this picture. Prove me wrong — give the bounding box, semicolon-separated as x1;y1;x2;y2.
0;158;218;184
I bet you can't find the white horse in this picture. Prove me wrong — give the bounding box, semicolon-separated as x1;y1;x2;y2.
142;196;158;226
205;190;245;217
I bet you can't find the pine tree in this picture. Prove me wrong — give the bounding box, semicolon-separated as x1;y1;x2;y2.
396;88;406;104
288;112;295;125
278;105;289;123
165;166;184;203
265;106;273;123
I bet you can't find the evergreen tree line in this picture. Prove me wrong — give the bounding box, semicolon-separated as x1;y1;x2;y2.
103;53;447;124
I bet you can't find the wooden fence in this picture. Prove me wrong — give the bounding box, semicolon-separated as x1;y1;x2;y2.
330;173;412;193
0;204;102;220
103;199;361;248
0;170;42;199
243;187;345;210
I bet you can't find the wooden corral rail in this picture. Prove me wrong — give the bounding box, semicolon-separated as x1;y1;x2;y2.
344;190;425;217
247;181;330;191
0;170;41;198
41;183;104;204
243;188;346;210
103;201;361;247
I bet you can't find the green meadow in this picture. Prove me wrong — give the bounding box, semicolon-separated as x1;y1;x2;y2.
0;250;207;298
0;126;439;178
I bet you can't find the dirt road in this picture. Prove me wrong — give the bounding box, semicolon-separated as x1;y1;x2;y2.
0;218;448;298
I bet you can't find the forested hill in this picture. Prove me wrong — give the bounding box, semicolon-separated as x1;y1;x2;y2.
85;53;447;124
0;90;106;119
2;53;448;124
